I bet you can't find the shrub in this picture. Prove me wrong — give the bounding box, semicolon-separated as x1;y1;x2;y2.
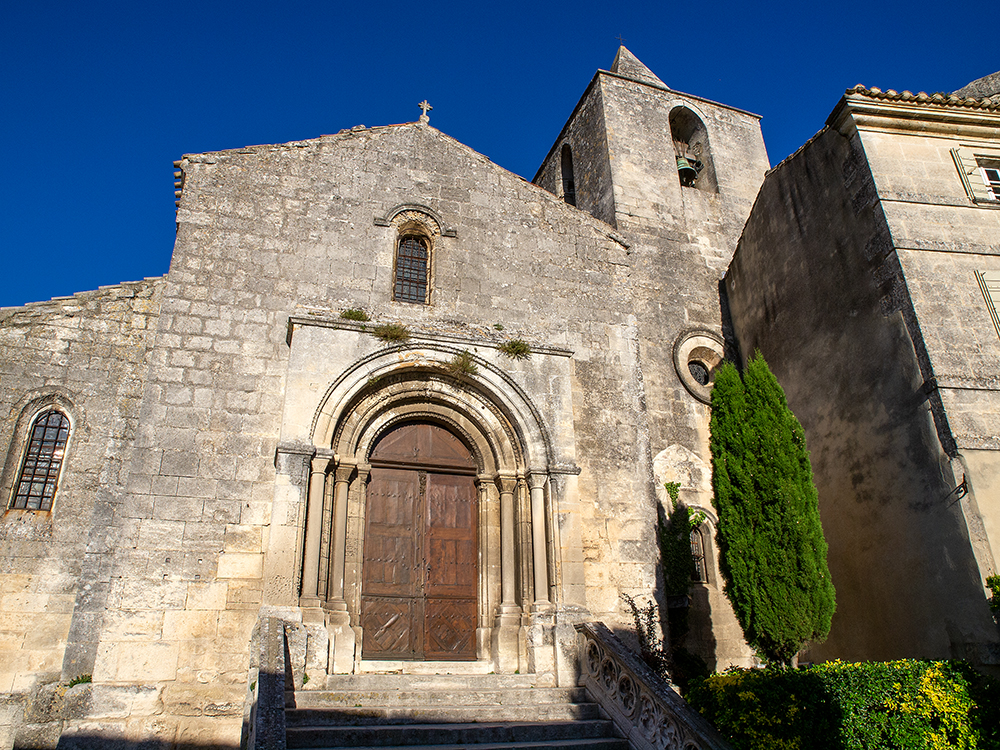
445;349;478;377
687;660;998;750
339;307;370;322
621;593;670;680
988;574;1000;619
709;353;835;666
372;322;410;343
497;339;531;360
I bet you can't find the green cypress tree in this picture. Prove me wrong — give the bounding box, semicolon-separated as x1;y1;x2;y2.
709;352;835;666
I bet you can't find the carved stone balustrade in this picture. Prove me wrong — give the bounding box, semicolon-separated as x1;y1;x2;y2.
575;622;732;750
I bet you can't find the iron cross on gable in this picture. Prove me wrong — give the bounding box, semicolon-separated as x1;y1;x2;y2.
418;100;433;122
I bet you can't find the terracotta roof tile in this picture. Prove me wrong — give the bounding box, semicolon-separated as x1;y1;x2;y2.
846;84;1000;111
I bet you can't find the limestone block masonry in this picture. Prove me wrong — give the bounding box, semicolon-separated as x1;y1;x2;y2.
3;48;996;748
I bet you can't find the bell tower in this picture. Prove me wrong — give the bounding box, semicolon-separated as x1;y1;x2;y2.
534;47;772;669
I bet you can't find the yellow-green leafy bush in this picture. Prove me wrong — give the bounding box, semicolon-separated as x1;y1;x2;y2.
687;660;1000;750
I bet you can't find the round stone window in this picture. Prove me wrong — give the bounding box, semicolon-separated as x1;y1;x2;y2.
673;330;726;404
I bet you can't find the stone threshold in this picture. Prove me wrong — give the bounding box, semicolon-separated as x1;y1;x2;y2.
356;659;495;674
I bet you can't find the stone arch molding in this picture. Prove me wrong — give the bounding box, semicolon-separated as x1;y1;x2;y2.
299;343;557;673
312;343;551;470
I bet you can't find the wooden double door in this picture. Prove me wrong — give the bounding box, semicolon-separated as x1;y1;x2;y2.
360;423;478;660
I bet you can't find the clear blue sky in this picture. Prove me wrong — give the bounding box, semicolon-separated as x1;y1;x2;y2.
1;0;994;308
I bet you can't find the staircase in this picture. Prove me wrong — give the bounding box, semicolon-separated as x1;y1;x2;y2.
284;673;629;749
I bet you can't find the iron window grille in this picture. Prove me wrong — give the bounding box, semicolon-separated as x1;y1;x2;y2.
394;235;429;303
10;409;70;511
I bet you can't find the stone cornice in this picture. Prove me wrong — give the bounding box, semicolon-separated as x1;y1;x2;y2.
829;88;1000;141
286;315;574;358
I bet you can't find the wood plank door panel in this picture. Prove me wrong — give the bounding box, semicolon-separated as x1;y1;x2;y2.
424;473;477;659
361;468;421;657
361;424;478;661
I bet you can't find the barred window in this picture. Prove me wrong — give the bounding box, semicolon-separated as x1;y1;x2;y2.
394;235;429;304
690;526;708;583
10;410;70;511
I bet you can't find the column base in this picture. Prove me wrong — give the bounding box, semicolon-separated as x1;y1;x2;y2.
325;609;356;674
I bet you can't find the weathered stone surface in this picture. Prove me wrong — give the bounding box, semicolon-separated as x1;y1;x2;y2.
727;89;1000;665
3;46;995;749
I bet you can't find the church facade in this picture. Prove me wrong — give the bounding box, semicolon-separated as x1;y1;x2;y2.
0;49;997;747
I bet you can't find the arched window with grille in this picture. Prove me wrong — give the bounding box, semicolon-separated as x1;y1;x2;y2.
690;525;708;583
394;234;430;304
10;409;70;511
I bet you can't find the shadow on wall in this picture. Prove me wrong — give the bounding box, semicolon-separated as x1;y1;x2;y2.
51;740;240;750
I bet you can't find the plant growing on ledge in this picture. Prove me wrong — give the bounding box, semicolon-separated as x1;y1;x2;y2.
709;352;835;667
340;307;370;322
498;338;531;360
445;349;478;378
372;322;410;343
988;575;1000;623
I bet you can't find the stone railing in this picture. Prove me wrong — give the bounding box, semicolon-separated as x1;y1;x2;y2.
575;622;732;750
242;617;288;750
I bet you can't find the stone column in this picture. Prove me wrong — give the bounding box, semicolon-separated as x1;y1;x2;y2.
328;460;356;610
496;473;519;611
327;460;359;674
528;471;551;610
300;453;332;607
492;472;520;672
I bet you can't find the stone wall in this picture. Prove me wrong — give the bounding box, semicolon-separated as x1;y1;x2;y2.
726;119;1000;665
55;119;685;743
0;279;162;746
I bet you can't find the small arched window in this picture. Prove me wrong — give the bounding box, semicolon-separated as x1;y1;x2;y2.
394;235;430;304
560;145;577;206
690;526;708;583
10;409;70;511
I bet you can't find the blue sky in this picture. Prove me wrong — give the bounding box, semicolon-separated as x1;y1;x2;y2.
1;0;994;308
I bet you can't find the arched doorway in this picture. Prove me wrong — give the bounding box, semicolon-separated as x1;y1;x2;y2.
360;422;478;660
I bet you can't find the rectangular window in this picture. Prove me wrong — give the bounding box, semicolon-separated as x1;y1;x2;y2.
982;167;1000;200
952;147;1000;204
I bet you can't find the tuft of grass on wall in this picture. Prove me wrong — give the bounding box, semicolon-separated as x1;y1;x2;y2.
340;308;370;322
498;339;531;360
445;350;478;377
372;323;410;343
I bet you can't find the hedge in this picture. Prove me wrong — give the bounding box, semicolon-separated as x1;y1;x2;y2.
687;659;1000;750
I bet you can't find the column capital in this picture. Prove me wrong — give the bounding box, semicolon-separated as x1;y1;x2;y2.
494;472;518;494
527;470;548;490
310;452;333;474
356;463;372;482
334;460;356;484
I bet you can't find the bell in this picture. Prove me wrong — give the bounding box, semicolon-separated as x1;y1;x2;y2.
676;157;699;184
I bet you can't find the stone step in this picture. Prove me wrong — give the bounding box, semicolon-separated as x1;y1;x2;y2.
285;720;621;748
292;740;629;750
290;687;589;709
322;673;538;691
286;702;603;726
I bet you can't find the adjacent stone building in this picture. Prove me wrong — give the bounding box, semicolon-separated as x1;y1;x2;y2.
727;73;1000;667
0;48;997;747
